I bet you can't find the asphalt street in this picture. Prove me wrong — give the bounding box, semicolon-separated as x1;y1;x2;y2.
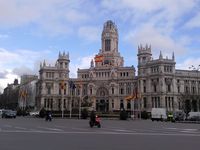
0;117;200;150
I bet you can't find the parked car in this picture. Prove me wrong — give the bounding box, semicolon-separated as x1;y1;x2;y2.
173;111;185;121
29;111;40;117
2;110;17;118
0;109;4;118
187;112;200;121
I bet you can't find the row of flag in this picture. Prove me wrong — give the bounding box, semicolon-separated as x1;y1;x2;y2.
60;80;76;90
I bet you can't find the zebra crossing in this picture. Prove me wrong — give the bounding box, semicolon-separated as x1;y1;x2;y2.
1;123;200;137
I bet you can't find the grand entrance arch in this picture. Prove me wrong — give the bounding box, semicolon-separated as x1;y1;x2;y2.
96;87;109;112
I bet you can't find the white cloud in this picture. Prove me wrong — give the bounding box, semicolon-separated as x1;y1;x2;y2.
0;0;90;36
176;58;200;70
0;47;55;91
125;24;187;57
0;69;19;93
0;48;51;68
101;0;196;21
78;26;101;42
69;54;95;78
0;70;8;79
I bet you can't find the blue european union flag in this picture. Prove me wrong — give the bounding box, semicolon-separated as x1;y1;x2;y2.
69;81;76;89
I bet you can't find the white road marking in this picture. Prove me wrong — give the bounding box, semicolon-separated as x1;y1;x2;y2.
114;129;131;132
54;125;66;128
37;126;63;131
183;129;198;131
165;128;178;130
1;130;200;137
71;127;89;131
14;127;27;130
3;125;12;128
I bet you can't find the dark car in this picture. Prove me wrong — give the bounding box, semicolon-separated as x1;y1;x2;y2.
2;110;17;118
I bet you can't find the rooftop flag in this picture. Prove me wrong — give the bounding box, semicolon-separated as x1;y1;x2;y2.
95;55;103;62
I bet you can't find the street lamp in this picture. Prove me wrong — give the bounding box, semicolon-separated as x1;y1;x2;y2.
60;80;65;119
69;80;76;118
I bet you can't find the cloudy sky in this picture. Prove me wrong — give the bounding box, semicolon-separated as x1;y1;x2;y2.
0;0;200;92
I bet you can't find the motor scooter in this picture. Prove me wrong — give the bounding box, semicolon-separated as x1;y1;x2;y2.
89;115;101;128
45;112;52;121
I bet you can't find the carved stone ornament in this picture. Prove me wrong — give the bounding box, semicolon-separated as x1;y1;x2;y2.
165;78;172;85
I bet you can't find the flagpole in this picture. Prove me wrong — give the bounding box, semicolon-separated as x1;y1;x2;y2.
132;99;134;119
61;89;64;118
79;84;82;119
70;88;72;118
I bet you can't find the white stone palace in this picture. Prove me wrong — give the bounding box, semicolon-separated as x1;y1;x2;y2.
36;20;200;114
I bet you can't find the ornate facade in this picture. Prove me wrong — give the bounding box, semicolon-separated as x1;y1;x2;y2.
36;20;200;114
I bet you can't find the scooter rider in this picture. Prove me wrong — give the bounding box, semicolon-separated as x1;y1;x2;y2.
90;110;96;123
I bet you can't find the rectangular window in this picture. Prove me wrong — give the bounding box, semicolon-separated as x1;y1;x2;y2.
105;39;111;51
47;99;50;108
64;99;66;108
64;89;66;95
120;88;124;95
151;97;154;108
51;99;53;109
112;88;114;94
168;97;171;108
48;87;51;94
143;86;146;93
58;99;61;110
155;97;157;108
154;85;157;92
167;85;171;92
158;97;160;108
143;97;147;108
112;100;114;109
44;99;47;108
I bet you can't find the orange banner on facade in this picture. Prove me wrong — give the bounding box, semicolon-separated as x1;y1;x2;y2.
125;87;141;101
95;55;103;62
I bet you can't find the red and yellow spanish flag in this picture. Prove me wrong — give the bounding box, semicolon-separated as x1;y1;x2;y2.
95;55;103;62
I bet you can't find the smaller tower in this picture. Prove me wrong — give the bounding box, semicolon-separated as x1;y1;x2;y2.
137;44;152;65
57;51;70;78
90;59;94;68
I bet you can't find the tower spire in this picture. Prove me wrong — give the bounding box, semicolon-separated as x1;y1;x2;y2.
159;51;163;59
172;51;175;60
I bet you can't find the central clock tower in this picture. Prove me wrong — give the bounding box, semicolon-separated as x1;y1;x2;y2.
95;20;124;67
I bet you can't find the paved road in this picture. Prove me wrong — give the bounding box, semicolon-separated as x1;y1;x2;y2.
0;117;200;150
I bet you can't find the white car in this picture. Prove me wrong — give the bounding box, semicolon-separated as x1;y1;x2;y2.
29;111;40;117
